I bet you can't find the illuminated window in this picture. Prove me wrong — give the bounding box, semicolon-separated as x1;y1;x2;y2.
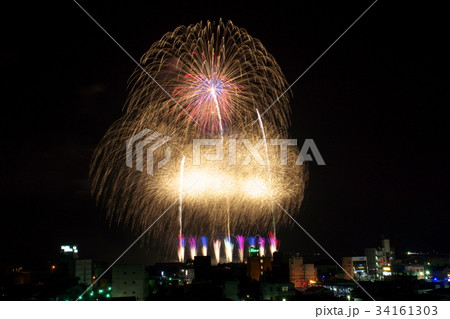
282;286;288;292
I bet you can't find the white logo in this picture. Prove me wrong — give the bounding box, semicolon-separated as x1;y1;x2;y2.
125;129;172;175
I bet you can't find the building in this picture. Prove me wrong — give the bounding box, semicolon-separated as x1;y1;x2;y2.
405;265;425;280
247;256;272;281
60;245;79;260
194;256;211;282
288;255;318;288
304;263;318;284
222;280;239;300
75;259;92;285
58;244;79;278
260;282;295;301
342;256;368;280
112;264;149;301
289;256;304;288
365;238;395;280
179;267;195;284
321;279;356;299
391;264;425;280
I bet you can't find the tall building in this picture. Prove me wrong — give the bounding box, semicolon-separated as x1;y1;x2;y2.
304;263;318;284
60;245;79;260
342;256;368;280
365;238;395;280
288;255;318;288
247;248;272;281
112;264;149;301
289;255;304;288
58;244;79;278
194;256;211;282
75;259;92;285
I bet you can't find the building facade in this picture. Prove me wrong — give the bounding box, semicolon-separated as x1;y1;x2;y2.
112;264;149;301
342;256;368;280
365;238;394;280
288;256;318;288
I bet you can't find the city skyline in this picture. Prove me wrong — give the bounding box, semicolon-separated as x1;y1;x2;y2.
1;0;448;269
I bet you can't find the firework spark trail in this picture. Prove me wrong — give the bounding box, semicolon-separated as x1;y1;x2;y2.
189;237;197;260
236;235;245;263
177;234;185;263
201;236;208;256
213;239;221;264
178;156;185;236
211;88;224;138
258;237;266;257
256;109;278;255
224;237;234;263
176;157;186;262
247;236;256;248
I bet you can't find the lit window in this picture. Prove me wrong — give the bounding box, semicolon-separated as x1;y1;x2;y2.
282;286;288;292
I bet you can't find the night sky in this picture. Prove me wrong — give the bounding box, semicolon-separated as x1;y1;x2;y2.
2;1;448;266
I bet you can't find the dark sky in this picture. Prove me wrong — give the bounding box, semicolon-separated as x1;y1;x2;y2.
1;1;448;266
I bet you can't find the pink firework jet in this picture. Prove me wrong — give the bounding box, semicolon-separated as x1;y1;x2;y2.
172;54;242;135
188;237;197;260
268;232;280;256
236;235;245;263
258;237;266;257
177;234;185;262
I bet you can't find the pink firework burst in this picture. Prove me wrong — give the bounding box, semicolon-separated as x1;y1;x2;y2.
172;54;242;135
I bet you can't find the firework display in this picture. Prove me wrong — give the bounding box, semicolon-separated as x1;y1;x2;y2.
90;20;307;262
